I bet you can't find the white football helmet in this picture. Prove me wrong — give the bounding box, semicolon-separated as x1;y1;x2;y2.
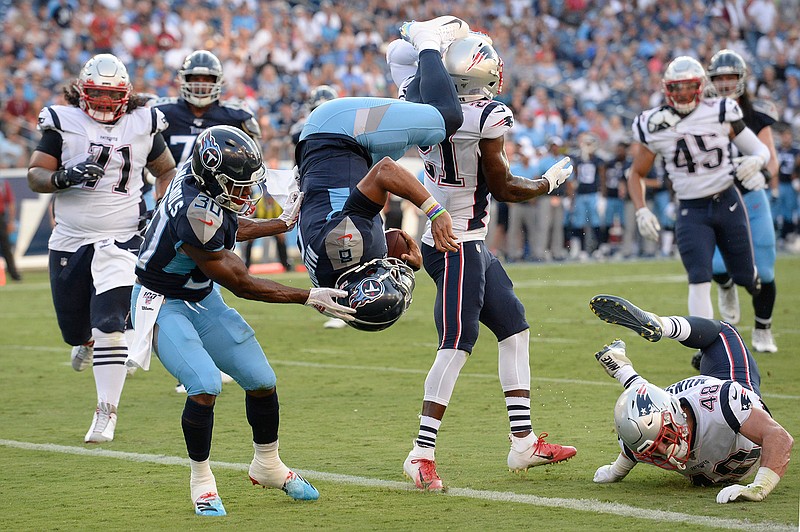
614;382;691;471
662;56;707;115
179;50;224;107
77;54;132;123
443;34;503;102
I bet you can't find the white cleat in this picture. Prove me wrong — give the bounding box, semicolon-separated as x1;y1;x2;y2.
400;16;470;49
323;317;347;329
507;433;577;472
85;402;117;443
403;452;444;491
717;283;740;324
594;340;631;379
71;342;94;372
752;328;778;353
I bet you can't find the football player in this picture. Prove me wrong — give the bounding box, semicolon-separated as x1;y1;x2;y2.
131;125;354;516
295;18;464;333
387;21;576;491
588;295;793;504
707;50;780;354
26;53;177;442
628;57;770;323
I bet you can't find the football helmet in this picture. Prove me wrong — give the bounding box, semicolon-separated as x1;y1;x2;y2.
662;56;707;115
309;85;339;110
179;50;224;107
614;382;691;471
443;34;503;102
335;258;415;332
191;125;265;216
77;54;132;123
708;49;747;99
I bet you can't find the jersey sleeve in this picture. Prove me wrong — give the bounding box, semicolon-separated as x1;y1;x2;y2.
151;107;169;134
719;380;761;433
174;194;227;251
632;112;648;144
722;97;744;123
37;106;63;132
480;102;514;140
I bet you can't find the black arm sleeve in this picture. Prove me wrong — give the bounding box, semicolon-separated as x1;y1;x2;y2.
730;118;746;136
147;132;167;162
35;129;64;166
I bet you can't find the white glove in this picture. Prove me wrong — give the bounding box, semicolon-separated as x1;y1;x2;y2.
733;155;766;190
716;467;780;504
305;287;356;322
593;454;635;484
278;191;304;229
542;156;573;193
635;208;661;241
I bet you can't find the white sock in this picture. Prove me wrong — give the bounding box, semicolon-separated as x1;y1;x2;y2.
658;315;691;341
415;415;442;449
688;282;713;318
252;441;290;487
91;329;127;406
614;365;639;387
510;432;537;452
413;30;441;52
190;459;217;502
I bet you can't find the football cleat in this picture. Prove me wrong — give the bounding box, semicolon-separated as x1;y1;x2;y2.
323;317;347;329
400;16;470;49
403;454;444;491
249;463;319;501
194;492;227;516
71;341;94;372
717;283;740;324
690;349;703;371
85;402;117;443
752;328;778;353
594;340;631;379
589;295;663;342
507;433;577;472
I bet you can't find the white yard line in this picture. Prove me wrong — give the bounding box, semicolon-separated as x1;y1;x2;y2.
0;439;793;532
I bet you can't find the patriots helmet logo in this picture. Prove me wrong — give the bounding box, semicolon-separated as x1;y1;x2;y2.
198;130;222;171
635;384;658;416
348;277;384;309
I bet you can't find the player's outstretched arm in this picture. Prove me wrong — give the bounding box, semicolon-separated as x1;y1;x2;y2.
717;408;794;504
593;452;636;484
480;136;551;202
628;143;660;241
236;192;304;241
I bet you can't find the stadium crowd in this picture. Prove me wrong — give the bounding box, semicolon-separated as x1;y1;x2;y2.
2;0;800;263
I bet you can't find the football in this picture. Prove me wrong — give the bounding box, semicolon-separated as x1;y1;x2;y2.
385;228;409;259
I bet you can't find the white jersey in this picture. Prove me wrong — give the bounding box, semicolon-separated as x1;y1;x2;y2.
38;105;168;252
632;98;742;200
663;376;762;485
420;99;513;246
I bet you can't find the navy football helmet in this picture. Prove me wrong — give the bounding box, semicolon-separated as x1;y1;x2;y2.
308;85;339;110
708;49;747;98
335;258;415;332
191;125;265;216
179;50;224;107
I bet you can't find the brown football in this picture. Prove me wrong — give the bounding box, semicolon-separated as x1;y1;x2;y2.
385;228;409;259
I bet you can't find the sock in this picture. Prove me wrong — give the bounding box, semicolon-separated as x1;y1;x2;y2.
182;398;214;462
245;391;279;444
753;280;775;328
510;431;538;452
251;441;290;487
91;329;127;406
679;316;724;350
413;30;440;52
415;415;442;449
505;395;532;435
616;366;640;388
687;282;713;318
190;458;217;502
658;315;691;341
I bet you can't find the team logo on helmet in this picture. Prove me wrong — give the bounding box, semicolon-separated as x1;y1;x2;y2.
198;131;222;171
349;278;385;308
635;384;658;416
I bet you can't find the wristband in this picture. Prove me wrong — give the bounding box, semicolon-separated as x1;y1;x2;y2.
752;467;780;494
421;197;446;221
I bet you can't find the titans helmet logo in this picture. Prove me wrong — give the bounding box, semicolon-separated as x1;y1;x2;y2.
349;277;384;309
198;131;222;171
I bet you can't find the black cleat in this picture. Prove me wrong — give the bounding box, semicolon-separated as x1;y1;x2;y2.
690;350;702;371
589;295;663;342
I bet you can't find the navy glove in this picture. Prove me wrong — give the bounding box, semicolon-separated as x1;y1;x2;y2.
52;161;105;189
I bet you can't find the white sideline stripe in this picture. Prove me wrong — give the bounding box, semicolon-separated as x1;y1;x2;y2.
4;344;799;401
0;439;792;532
513;274;687;288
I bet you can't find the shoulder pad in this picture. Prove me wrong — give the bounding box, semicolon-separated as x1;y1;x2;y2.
722;97;744;123
751;99;779;121
479;102;514;138
242;115;262;139
646;106;681;133
152;96;179;107
219;99;253;113
186;194;225;245
37;106;62;131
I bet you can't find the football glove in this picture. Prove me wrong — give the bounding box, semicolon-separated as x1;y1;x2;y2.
542;156;573;193
635;207;660;241
593;454;636;484
52;160;104;189
305;287;356;322
278;191;304;229
716;467;780;504
733;155;766;190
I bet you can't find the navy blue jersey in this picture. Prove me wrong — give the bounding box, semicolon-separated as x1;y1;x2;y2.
154;98;259;164
604;157;629;198
573;154;604;194
777;145;800;184
135;162;238;301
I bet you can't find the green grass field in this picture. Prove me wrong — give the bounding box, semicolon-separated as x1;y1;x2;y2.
1;256;798;531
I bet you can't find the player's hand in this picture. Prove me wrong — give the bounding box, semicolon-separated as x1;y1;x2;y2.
593;464;626;484
635;207;660;241
278;191;304;229
595;341;632;379
399;230;422;271
305;287;356;322
431;210;459;253
733;155;766;190
52;160;104;189
716;483;767;503
543;156;573;193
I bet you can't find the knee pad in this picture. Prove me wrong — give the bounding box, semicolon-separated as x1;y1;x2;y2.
744;276;762;297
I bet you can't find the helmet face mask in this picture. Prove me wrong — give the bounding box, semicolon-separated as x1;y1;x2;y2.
335;258;415;332
78;54;132;123
179;50;224;107
444;34;504;102
614;383;691;471
191;126;266;216
662;56;707;115
708;49;747;99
